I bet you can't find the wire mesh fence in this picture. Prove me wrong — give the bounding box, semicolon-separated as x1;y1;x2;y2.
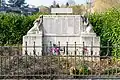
0;42;120;79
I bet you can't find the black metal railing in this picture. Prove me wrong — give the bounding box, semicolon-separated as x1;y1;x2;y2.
0;41;119;79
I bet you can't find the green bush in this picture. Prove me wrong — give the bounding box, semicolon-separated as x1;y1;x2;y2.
88;8;120;57
0;12;47;45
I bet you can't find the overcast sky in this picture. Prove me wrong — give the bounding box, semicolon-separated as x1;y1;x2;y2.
25;0;86;7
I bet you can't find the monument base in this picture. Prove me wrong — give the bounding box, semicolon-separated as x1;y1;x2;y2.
23;34;42;56
81;32;100;57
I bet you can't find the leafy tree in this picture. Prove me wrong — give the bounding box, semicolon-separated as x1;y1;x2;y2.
93;0;120;12
0;0;1;7
56;4;60;8
8;0;25;7
50;0;60;8
8;0;14;3
50;5;54;8
66;2;69;7
53;0;56;7
15;0;25;7
69;5;85;15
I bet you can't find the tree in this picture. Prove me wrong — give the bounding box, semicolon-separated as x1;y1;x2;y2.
93;0;120;12
70;5;85;15
0;0;1;7
8;0;25;7
53;0;56;7
1;0;6;7
66;2;69;7
88;8;120;57
15;0;25;7
39;6;50;13
50;5;54;8
8;0;14;3
56;3;60;8
50;1;60;8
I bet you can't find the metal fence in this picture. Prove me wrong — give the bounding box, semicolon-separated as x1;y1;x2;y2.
0;42;120;79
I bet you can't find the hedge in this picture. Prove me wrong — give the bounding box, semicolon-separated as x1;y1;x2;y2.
0;12;47;45
88;8;120;56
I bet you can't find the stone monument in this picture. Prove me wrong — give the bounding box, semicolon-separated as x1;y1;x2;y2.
22;16;43;55
23;8;100;58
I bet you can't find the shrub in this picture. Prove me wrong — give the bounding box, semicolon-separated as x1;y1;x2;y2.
88;8;120;57
0;12;47;45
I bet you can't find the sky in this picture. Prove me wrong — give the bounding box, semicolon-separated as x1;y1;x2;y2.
25;0;86;7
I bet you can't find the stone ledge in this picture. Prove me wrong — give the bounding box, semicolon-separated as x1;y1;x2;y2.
23;34;42;37
81;32;96;37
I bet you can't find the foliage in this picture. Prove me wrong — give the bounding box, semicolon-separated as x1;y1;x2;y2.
39;6;50;13
8;0;25;7
50;0;60;8
69;5;85;15
66;2;69;7
103;67;120;75
88;8;120;56
75;64;90;75
93;0;120;13
0;12;47;45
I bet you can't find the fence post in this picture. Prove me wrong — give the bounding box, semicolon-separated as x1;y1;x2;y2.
63;46;65;54
107;40;110;56
66;42;68;55
75;42;76;55
33;42;36;55
58;41;60;55
25;42;28;79
75;42;77;76
24;41;28;79
83;42;85;56
33;42;36;78
116;43;118;75
0;55;2;76
46;46;48;55
66;42;68;76
17;51;19;80
91;41;93;76
91;41;93;56
82;42;85;75
50;41;52;80
8;47;11;78
58;41;60;77
50;41;52;55
25;42;27;55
